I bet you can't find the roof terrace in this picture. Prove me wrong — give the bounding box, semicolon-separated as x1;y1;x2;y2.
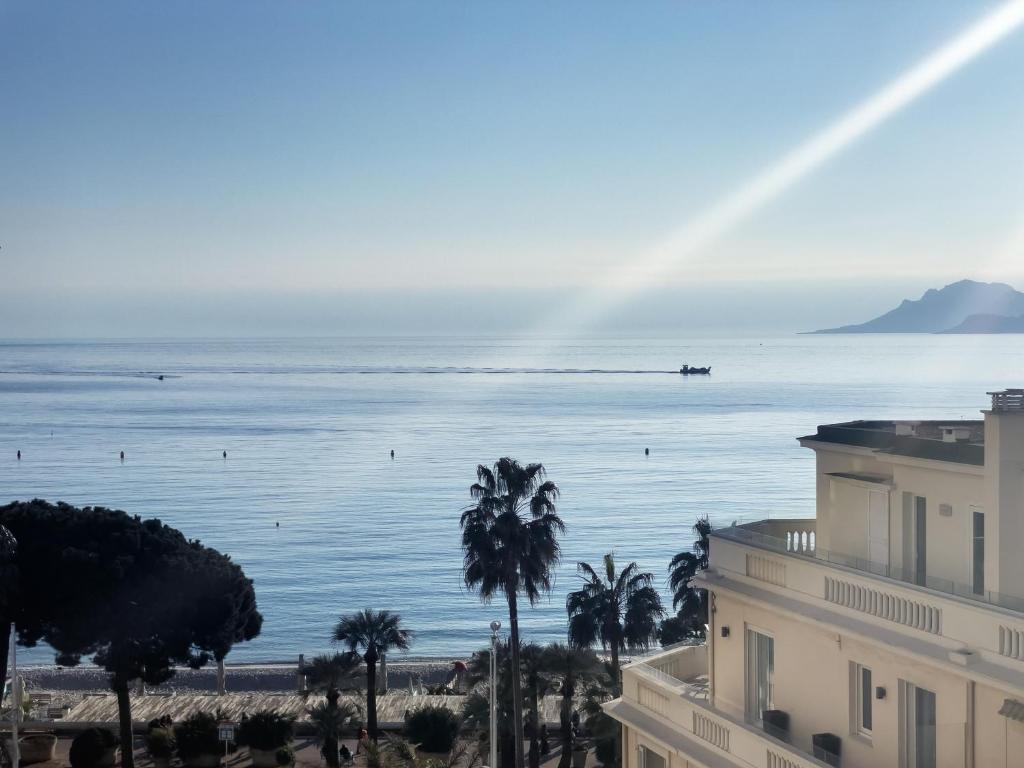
800;419;985;466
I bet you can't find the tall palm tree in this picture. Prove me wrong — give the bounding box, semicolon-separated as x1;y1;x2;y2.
542;644;602;768
461;458;564;768
304;652;362;767
667;516;712;637
333;609;412;739
566;553;663;695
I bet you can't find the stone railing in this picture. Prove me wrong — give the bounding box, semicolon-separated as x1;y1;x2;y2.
622;645;831;768
710;521;1024;668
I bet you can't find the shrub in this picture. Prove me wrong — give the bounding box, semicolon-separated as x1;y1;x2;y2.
403;705;459;753
175;711;232;760
146;727;176;760
274;746;294;766
69;728;119;768
238;710;295;751
148;716;174;732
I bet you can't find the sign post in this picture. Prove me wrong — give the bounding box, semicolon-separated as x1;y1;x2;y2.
218;722;235;762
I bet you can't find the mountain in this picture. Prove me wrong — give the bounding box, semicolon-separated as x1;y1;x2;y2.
810;280;1024;334
939;313;1024;334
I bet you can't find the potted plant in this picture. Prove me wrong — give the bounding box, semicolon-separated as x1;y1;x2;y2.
17;732;58;765
175;711;233;768
237;711;295;768
69;728;120;768
146;726;177;768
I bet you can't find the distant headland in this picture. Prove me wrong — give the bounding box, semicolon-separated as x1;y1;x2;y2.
808;279;1024;334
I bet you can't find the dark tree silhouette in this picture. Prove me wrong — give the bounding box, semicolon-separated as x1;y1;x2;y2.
542;644;602;768
0;523;16;685
666;516;712;639
333;609;412;740
0;500;262;768
566;553;663;696
304;652;362;767
461;458;564;768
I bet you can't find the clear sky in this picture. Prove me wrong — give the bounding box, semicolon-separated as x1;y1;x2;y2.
2;1;1024;335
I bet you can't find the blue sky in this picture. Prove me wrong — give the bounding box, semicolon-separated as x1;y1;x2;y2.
2;1;1024;334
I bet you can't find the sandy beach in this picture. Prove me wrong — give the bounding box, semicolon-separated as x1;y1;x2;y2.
19;658;462;696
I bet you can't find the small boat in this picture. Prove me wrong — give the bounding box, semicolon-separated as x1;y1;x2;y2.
157;375;164;381
680;365;711;375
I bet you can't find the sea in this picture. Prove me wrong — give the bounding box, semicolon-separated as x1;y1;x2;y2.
1;334;1022;664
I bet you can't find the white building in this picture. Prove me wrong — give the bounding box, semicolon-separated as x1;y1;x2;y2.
605;389;1024;768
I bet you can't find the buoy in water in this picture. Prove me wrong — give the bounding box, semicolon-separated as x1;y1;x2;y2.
645;448;649;456
120;451;125;461
223;450;227;459
390;450;395;459
16;450;21;460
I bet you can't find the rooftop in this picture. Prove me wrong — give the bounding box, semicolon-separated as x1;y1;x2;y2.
800;419;985;466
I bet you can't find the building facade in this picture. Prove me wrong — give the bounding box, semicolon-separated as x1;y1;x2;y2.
605;389;1024;768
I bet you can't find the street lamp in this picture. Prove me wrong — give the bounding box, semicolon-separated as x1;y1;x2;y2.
489;620;501;768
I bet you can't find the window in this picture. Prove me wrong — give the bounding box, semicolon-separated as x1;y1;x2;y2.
745;628;774;724
972;509;985;596
638;746;665;768
914;496;927;586
852;663;873;737
899;680;936;768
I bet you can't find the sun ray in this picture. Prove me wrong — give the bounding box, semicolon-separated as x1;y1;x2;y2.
527;0;1024;345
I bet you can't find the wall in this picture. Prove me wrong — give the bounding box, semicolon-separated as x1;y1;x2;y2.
811;444;985;593
890;462;984;590
813;446;891;553
984;410;1024;599
710;591;970;768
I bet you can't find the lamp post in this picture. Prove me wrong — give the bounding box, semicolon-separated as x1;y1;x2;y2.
489;620;501;768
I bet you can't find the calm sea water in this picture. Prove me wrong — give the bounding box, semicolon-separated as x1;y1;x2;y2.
1;335;1022;663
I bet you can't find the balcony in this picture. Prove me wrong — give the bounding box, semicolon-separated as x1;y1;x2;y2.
713;519;1024;614
615;644;834;768
707;520;1024;678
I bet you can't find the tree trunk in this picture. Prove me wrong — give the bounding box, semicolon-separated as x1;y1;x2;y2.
364;648;378;740
0;622;9;690
557;682;573;768
324;687;340;768
500;731;515;768
113;677;135;768
610;644;620;696
528;683;539;768
506;592;525;768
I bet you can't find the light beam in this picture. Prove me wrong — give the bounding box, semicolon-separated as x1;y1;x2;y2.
536;0;1024;339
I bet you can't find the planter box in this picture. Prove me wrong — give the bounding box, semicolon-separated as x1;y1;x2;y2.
572;748;588;768
812;733;841;767
762;710;790;743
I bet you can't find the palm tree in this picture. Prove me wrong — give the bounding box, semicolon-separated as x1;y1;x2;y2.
304;652;362;767
542;644;602;768
461;458;564;768
667;516;712;637
333;609;413;739
520;643;553;768
566;553;663;696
